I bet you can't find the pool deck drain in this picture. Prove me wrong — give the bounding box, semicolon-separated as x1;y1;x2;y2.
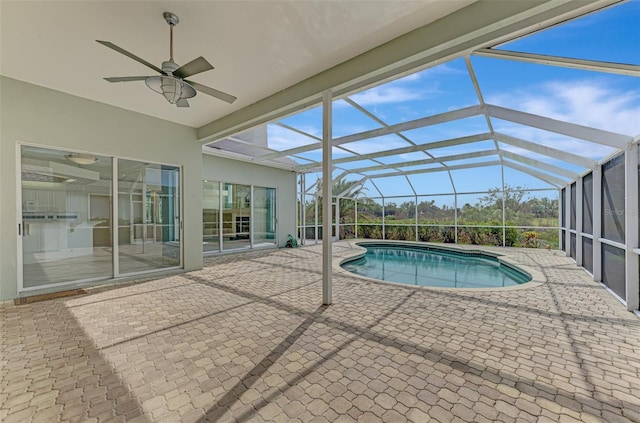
1;241;639;422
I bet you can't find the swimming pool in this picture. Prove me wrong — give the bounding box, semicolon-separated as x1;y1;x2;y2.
341;243;531;288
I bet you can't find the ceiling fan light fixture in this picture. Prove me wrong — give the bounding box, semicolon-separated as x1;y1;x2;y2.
65;154;99;165
145;75;196;104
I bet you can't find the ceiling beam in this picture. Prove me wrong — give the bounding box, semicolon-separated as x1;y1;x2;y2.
345;149;497;174
474;48;640;77
487;104;632;149
494;132;597;168
257;105;483;162
363;160;503;179
502;160;566;187
297;132;494;171
500;150;579;179
198;0;622;143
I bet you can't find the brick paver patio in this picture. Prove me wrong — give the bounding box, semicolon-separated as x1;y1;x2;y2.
1;241;639;422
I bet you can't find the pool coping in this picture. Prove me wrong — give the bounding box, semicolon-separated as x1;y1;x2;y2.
333;239;547;292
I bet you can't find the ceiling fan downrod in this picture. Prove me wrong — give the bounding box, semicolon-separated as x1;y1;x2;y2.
163;12;179;63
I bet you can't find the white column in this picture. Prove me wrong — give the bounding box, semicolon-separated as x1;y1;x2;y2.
314;196;318;245
355;200;359;239
112;158;119;277
593;168;602;281
250;186;254;248
322;90;333;306
625;146;639;311
565;184;571;258
382;199;386;240
415;195;419;242
335;198;340;241
576;177;583;266
558;188;563;253
301;174;306;245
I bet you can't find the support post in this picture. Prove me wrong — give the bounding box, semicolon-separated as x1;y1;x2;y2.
355;200;359;239
565;184;571;258
314;195;319;245
335;198;340;241
576;177;583;266
415;195;419;242
593;169;602;281
322;90;333;306
625;146;639;311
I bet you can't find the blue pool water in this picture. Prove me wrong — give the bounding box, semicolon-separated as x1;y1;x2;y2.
342;244;531;288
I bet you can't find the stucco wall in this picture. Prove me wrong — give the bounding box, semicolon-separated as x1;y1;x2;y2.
0;76;203;301
202;154;297;248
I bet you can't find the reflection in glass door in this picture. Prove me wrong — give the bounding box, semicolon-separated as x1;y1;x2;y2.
222;183;251;250
21;146;113;288
254;186;276;246
20;146;182;292
203;181;221;252
117;160;181;275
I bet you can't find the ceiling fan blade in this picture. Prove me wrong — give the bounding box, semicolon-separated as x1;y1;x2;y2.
104;76;150;82
96;40;164;74
185;80;237;104
176;99;190;108
173;57;214;79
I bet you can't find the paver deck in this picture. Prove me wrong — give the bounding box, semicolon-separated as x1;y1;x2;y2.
1;241;639;422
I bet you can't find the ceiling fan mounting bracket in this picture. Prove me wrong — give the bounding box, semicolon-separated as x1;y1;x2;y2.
163;12;179;26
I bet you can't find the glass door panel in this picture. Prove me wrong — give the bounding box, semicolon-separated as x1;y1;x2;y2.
203;181;221;252
254;187;276;246
21;146;113;288
117;160;180;274
222;183;251;250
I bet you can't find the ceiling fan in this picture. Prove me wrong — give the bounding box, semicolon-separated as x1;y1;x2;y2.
97;11;236;107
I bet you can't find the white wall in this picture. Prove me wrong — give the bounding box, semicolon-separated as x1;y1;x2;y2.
0;76;203;301
202;154;297;247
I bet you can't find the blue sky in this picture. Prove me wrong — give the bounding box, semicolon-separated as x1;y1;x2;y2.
267;0;640;202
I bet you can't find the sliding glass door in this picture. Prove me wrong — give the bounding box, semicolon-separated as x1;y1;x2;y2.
202;181;277;253
117;160;181;275
254;186;276;246
20;145;181;291
21;146;113;288
222;183;251;250
203;181;221;253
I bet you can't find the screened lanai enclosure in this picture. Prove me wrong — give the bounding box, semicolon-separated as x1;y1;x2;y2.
202;2;639;311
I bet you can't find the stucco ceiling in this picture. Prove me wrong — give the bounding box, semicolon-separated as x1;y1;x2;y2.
0;0;474;129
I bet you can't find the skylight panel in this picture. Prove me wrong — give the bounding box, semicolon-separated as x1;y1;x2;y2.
332;99;383;137
334;159;385;170
267;124;319;152
497;142;587;175
450;165;502;193
502;164;564;189
491;118;618;162
496;1;640;65
429;140;498;157
373;152;430;165
399;115;490;145
472;57;640;137
294;148;355;163
340;134;412;155
348;58;480;126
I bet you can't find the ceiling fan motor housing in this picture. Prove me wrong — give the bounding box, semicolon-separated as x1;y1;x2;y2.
145;60;196;104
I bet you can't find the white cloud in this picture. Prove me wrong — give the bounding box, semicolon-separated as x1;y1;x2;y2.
350;85;426;106
487;79;640;136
